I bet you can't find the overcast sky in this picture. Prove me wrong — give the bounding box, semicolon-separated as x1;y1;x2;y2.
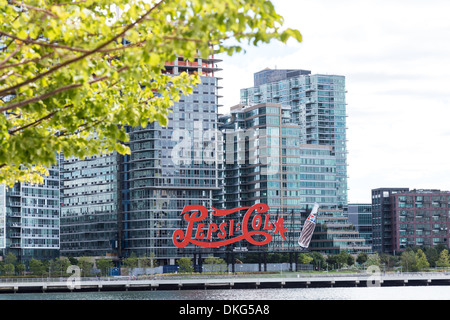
217;0;450;204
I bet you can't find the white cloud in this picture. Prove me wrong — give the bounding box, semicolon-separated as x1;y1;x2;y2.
218;0;450;203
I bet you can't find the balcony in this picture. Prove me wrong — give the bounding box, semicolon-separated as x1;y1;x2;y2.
9;233;21;238
8;222;22;228
7;202;21;207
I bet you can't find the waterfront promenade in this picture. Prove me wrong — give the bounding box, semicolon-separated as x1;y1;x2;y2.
1;272;450;294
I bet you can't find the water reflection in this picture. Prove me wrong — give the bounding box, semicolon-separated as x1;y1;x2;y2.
0;286;448;300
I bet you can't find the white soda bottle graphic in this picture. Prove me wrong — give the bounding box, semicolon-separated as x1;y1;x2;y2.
298;203;319;249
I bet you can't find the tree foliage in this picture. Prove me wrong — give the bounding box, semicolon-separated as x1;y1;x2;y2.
356;252;368;265
415;249;430;271
204;255;227;272
400;249;418;272
4;252;17;265
366;253;381;267
29;258;46;275
177;257;193;273
122;252;139;268
436;249;450;268
96;258;114;276
15;262;25;275
297;253;313;265
3;263;14;275
310;252;326;269
0;0;302;186
76;256;94;276
49;256;71;275
326;251;354;268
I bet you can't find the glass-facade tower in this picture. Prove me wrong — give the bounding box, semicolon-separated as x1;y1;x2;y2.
218;103;339;252
0;162;60;262
60;153;119;258
241;69;348;206
120;57;223;264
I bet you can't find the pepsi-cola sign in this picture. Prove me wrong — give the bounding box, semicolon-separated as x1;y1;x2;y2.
172;203;287;248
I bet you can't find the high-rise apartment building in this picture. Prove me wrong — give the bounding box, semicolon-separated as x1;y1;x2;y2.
371;188;409;254
0;162;60;262
241;68;348;206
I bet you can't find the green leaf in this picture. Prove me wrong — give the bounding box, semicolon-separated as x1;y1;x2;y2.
0;0;302;185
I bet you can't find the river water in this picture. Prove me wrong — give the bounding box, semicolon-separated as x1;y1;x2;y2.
1;285;449;300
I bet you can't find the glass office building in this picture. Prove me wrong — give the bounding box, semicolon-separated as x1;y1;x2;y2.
60;153;120;258
241;69;348;206
298;144;339;208
0;162;60;262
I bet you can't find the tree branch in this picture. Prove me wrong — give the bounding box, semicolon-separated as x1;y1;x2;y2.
0;31;90;53
0;0;166;97
0;66;129;113
8;110;58;135
0;31;147;58
55;117;106;138
0;52;54;71
0;42;24;67
9;77;160;138
52;0;87;6
10;0;58;18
